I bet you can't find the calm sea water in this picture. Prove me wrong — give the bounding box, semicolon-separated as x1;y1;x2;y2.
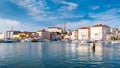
0;42;120;68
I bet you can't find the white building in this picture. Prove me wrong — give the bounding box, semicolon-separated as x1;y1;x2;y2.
71;30;78;40
3;31;20;39
31;32;39;38
64;34;71;40
78;27;90;41
0;33;4;39
36;29;50;40
48;27;63;33
90;24;110;41
110;28;119;34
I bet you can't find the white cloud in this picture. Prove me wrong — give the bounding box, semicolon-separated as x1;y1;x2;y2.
91;6;99;10
17;23;46;32
55;8;120;29
55;19;120;30
11;0;79;21
53;0;78;11
0;19;20;26
59;1;78;11
55;20;90;30
89;8;120;21
0;19;20;32
10;0;120;28
11;0;48;15
88;8;120;27
0;18;47;32
11;0;50;21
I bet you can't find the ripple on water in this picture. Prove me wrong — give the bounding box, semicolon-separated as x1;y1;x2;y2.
0;42;120;68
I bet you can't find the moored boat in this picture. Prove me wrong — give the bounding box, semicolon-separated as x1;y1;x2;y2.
4;38;13;43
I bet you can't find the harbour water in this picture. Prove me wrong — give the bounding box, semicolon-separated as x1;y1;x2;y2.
0;42;120;68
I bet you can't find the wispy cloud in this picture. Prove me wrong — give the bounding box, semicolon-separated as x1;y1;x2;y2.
0;18;20;31
0;18;46;32
11;0;79;21
90;6;100;10
55;8;120;30
55;20;90;30
10;0;120;29
11;0;49;20
88;8;120;27
89;8;120;21
58;1;78;11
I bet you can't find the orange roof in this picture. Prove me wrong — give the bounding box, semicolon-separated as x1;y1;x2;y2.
37;29;46;32
92;24;109;27
79;27;90;29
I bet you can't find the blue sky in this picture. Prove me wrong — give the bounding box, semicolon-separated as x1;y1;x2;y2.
0;0;120;32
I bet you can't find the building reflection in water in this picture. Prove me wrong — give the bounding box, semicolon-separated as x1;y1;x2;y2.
89;43;103;62
63;42;103;62
1;42;120;68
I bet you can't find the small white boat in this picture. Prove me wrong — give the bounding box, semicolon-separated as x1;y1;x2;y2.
72;40;79;43
4;38;13;43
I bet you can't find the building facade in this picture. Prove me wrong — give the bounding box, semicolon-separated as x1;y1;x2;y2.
0;33;4;39
13;31;33;39
78;27;90;41
90;24;110;41
108;28;120;40
71;30;78;40
48;27;63;33
37;29;50;40
4;31;20;39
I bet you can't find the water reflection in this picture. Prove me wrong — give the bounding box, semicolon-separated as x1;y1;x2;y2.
0;42;120;68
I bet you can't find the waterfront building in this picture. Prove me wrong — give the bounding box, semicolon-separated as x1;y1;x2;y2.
106;34;112;41
110;28;120;34
36;29;50;40
48;27;63;33
0;32;4;39
64;34;71;40
78;27;90;41
71;30;78;40
90;24;110;41
67;29;72;35
13;31;33;39
12;31;34;42
31;32;39;38
4;31;20;39
107;28;120;40
117;33;120;40
50;32;63;41
13;34;20;39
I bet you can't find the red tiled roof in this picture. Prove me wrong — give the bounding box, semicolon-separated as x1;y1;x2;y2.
92;24;109;27
37;29;46;32
79;27;90;29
